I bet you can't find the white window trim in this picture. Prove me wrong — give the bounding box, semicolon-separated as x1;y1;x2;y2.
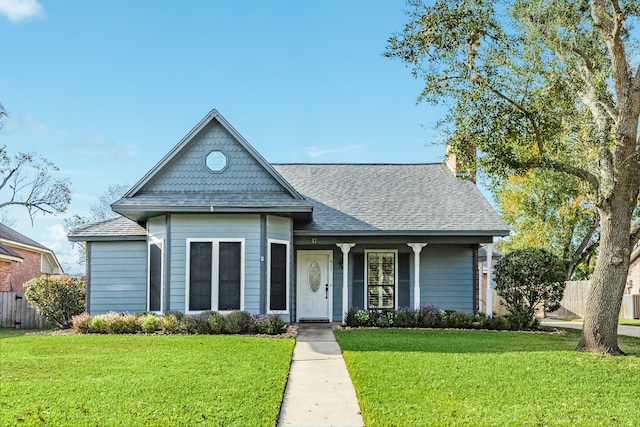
185;238;245;314
267;239;290;314
364;249;399;310
147;237;164;314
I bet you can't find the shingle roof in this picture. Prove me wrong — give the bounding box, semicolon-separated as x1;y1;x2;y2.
273;163;509;235
0;242;22;259
0;223;51;251
67;215;147;241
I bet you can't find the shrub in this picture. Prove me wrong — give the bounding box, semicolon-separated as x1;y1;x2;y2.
494;248;566;330
72;312;92;333
24;276;86;329
105;312;139;334
207;312;226;334
417;305;443;328
89;314;108;334
139;313;161;334
394;307;418;328
252;314;286;335
161;313;184;334
224;311;252;334
442;310;474;329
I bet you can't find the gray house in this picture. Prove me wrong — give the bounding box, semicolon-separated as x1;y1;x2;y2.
68;109;508;322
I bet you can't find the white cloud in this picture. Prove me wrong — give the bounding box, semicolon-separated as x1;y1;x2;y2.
66;133;137;162
42;223;82;274
13;113;50;132
306;143;366;159
0;0;44;22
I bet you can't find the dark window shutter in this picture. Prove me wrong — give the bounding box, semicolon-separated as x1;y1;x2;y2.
269;243;287;311
149;242;162;312
218;242;241;311
398;253;411;308
189;242;212;311
352;253;364;310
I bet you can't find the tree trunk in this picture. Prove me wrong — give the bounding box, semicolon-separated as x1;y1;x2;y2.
576;189;636;355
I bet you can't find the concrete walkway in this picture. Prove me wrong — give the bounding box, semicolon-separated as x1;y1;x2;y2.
278;324;364;427
540;319;640;338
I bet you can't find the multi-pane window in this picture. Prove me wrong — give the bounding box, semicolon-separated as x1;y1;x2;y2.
187;239;243;312
367;251;396;309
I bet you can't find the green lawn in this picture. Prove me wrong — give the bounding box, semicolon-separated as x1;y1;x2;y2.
335;328;640;427
0;331;294;426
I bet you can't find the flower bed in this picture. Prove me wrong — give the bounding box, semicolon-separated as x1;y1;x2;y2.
345;305;513;330
72;310;287;335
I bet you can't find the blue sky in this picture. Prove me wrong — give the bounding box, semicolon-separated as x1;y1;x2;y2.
0;0;453;273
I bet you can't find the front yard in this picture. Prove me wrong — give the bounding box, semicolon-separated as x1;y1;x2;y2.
334;328;640;427
0;331;294;426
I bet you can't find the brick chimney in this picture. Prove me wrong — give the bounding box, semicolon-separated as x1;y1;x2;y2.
446;145;476;183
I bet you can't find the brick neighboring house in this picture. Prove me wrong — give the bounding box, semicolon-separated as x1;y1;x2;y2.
0;224;63;293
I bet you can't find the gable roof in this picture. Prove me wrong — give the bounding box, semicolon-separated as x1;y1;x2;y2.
0;223;63;272
273;163;509;236
113;109;311;222
67;215;147;242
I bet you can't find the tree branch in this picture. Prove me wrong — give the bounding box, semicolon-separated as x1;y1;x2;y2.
481;81;545;156
515;158;600;192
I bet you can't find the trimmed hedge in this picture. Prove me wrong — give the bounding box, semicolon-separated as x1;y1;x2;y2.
345;306;514;330
72;311;287;335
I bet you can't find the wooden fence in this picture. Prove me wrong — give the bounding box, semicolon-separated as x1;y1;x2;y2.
555;280;592;319
0;291;49;329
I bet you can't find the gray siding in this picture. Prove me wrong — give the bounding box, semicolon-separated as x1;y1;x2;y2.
88;241;147;314
143;122;285;193
148;215;166;241
266;215;291;241
421;245;474;313
168;214;261;313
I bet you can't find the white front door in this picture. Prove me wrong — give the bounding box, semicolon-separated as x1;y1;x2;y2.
297;251;332;321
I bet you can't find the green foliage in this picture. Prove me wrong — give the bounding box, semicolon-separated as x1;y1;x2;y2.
344;306;511;331
24;276;86;329
138;313;160;334
89;315;108;334
160;312;185;334
71;312;92;333
252;314;287;335
494;248;567;329
207;312;226;334
224;311;252;334
495;169;598;279
1;334;294;426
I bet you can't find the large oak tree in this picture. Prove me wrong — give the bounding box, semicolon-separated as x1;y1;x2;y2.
387;0;640;354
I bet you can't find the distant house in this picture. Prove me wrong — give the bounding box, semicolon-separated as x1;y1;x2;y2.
68;109;508;322
628;245;640;295
0;224;63;293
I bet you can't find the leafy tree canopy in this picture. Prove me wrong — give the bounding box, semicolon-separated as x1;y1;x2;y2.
387;0;640;354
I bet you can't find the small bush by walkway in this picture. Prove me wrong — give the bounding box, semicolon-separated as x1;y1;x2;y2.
335;328;640;426
1;333;294;426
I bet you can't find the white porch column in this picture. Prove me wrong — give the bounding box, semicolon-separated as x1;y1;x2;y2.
336;243;356;323
478;255;484;313
407;243;427;310
485;243;494;317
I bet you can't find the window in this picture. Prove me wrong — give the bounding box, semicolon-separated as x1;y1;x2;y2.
205;150;228;173
268;240;289;313
366;251;397;310
148;240;163;312
186;239;244;312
